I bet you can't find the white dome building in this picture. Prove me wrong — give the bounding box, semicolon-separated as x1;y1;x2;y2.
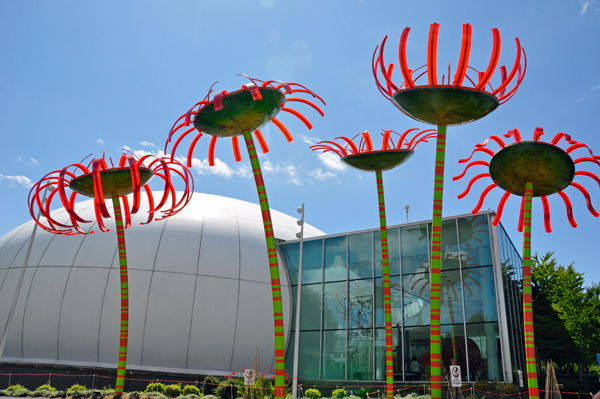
0;192;324;376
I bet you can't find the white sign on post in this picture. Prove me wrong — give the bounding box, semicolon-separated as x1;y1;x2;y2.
244;369;255;385
450;365;462;387
518;370;524;387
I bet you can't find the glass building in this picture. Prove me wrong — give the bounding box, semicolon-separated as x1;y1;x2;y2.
279;211;525;384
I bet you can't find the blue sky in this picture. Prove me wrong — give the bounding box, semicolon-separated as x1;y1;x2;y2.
1;1;599;286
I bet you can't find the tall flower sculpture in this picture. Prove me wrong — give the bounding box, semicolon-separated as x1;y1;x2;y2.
453;127;600;399
372;23;526;398
165;75;325;399
311;128;434;398
28;153;193;396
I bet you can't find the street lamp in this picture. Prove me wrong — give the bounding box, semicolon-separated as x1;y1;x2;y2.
404;204;410;223
292;204;305;398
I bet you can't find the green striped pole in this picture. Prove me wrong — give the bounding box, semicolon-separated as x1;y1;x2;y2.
376;169;394;399
243;131;285;399
430;124;447;399
112;196;129;397
522;182;539;399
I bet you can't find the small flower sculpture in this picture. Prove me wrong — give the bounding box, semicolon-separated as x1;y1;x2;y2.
165;75;325;399
372;23;526;399
311;128;434;396
453;127;600;399
28;153;193;395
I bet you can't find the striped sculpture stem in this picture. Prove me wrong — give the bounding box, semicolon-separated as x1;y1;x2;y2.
376;169;394;399
522;182;539;399
430;124;447;399
112;196;129;396
243;131;285;399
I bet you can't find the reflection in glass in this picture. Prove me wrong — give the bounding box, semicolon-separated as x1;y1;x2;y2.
375;228;400;277
325;236;347;282
291;285;297;330
375;276;402;327
349;232;372;279
440;324;474;382
298;331;321;379
302;240;323;284
375;327;400;381
348;279;373;329
403;326;429;381
323;282;346;330
348;329;373;380
464;266;498;323
466;322;503;381
280;242;299;285
459;215;492;268
400;223;429;275
322;330;346;380
300;284;322;330
403;273;429;326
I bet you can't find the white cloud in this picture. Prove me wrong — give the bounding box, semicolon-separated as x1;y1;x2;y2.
301;135;319;146
140;141;156;148
97;139;104;145
261;161;302;185
30;158;38;165
0;174;33;188
581;1;590;15
317;151;347;172
186;156;251;180
309;168;336;180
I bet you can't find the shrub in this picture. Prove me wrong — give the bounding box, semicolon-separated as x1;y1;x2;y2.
332;388;347;399
215;379;242;399
202;376;221;396
305;388;321;399
145;392;164;397
202;395;217;399
182;386;201;396
146;383;166;394
473;381;488;391
36;384;57;392
67;384;88;393
129;392;141;399
164;384;183;398
357;388;369;399
6;385;27;392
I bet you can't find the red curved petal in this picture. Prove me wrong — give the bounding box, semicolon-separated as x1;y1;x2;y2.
271;117;293;142
285;98;325;117
427;23;440;86
362;131;373;152
282;107;312;129
475;28;501;91
472;183;496;214
453;24;472;86
453;161;490;181
575;171;600;189
492;190;512;226
399;29;415;88
457;173;491;199
558;190;577;228
541;195;552;233
208;136;217;167
170;127;196;160
570;181;600;217
254;129;270;154
533;127;544;142
186;132;204;167
459;147;495;163
493;38;522;95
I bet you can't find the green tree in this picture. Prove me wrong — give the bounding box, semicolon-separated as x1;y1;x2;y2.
532;252;600;384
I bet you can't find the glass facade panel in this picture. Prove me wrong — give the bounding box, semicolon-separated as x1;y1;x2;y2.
322;330;346;380
347;328;373;381
440;324;468;382
403;273;430;326
280;242;299;285
348;279;373;329
324;236;347;282
440;268;464;325
375;276;401;328
291;285;297;330
302;239;323;284
463;266;498;323
374;327;400;381
323;282;346;330
300;284;322;330
348;232;372;279
404;326;429;381
298;331;321;379
459;214;493;268
466;322;503;381
374;228;400;277
400;223;429;275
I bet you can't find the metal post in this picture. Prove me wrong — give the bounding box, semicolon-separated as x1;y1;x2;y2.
0;186;52;361
404;204;410;223
292;204;305;398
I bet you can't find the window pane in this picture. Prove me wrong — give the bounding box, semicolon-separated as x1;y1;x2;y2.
322;330;346;380
348;232;372;279
404;326;429;381
280;242;299;285
324;236;347;282
300;284;322;330
401;223;429;275
302;240;323;284
348;279;373;329
347;329;373;380
440;269;464;325
459;215;493;268
463;266;498;323
374;228;400;277
440;324;468;382
290;285;297;330
298;331;321;379
323;282;346;330
375;276;402;328
466;322;503;381
403;273;430;326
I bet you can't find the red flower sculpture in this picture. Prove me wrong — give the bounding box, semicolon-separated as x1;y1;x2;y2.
28;152;193;395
